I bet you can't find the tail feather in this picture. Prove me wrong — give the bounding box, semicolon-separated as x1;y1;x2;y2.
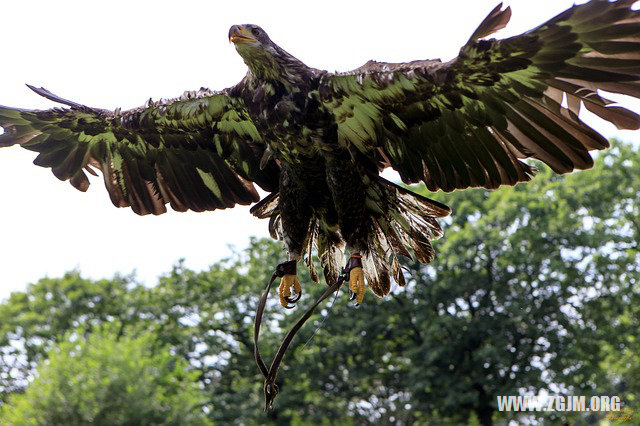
362;247;391;297
250;191;279;218
253;193;347;286
317;229;345;286
391;257;406;287
250;179;450;298
376;216;412;259
362;178;450;296
304;221;320;283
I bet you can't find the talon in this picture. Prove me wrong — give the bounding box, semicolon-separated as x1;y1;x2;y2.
347;253;365;306
276;260;300;308
278;271;302;308
349;266;365;305
285;289;302;304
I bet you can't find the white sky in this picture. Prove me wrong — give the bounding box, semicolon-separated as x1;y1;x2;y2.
1;0;639;300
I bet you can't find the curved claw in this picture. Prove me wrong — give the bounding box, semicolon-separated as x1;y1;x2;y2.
285;289;302;304
349;289;356;301
279;274;302;308
348;266;365;306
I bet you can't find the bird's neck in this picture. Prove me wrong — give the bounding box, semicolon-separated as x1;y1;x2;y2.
243;45;314;88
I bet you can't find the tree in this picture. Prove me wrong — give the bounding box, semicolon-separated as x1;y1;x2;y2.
0;326;210;425
398;140;640;424
1;140;638;425
260;139;640;425
0;272;149;403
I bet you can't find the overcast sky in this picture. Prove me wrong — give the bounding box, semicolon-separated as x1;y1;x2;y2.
1;0;639;300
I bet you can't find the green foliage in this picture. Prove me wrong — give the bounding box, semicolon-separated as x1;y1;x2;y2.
406;140;640;424
0;271;148;402
0;140;639;425
0;327;210;425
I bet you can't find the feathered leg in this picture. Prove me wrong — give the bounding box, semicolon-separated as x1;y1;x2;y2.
325;153;378;306
278;166;313;308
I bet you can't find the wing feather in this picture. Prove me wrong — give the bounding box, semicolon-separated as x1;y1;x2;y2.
320;0;640;191
0;88;279;215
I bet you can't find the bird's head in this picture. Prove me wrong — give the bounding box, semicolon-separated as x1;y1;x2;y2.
229;24;277;67
229;24;270;48
228;24;309;83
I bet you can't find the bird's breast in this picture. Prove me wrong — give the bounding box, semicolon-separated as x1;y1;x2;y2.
253;88;335;164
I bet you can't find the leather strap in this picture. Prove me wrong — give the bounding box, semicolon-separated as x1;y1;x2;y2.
253;256;356;410
346;252;362;270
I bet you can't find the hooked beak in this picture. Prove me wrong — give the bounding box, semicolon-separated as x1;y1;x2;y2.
229;25;258;45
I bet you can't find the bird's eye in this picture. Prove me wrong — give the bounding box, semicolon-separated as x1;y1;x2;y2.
252;28;261;36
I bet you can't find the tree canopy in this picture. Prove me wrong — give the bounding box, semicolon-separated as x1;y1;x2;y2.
0;327;210;425
0;140;638;425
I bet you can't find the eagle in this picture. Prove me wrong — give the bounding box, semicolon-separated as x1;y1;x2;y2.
2;0;640;309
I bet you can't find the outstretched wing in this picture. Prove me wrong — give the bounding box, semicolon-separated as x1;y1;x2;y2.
319;0;640;192
0;86;279;215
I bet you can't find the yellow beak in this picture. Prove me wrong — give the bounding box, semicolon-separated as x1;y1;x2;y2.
229;25;258;44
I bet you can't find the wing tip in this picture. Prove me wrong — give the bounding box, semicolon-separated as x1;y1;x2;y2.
25;84;86;109
468;2;512;42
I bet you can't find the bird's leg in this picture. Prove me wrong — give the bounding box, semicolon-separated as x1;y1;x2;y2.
347;252;365;307
277;256;302;309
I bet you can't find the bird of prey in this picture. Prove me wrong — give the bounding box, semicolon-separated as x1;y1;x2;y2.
2;0;640;309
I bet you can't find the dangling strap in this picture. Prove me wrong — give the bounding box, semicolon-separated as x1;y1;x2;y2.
253;259;351;410
253;260;296;379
